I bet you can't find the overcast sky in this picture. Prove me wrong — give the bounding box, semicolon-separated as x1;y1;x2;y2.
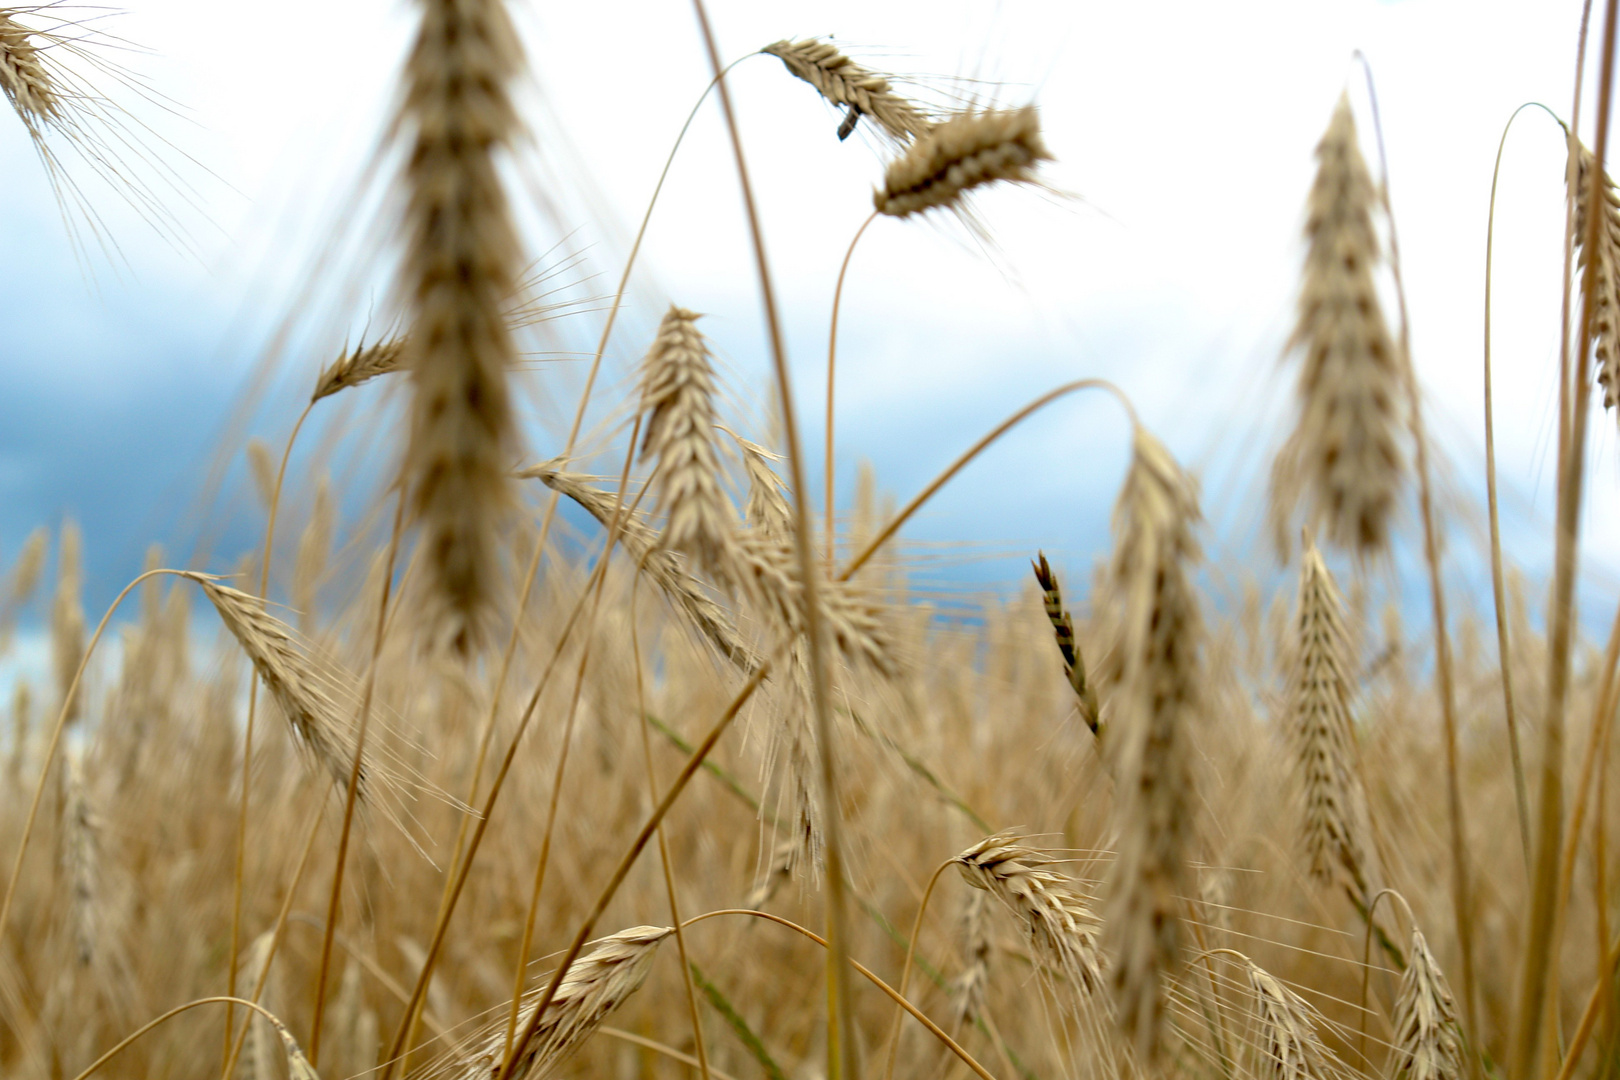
0;0;1612;639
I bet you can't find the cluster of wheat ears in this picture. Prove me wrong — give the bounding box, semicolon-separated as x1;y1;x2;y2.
3;4;1620;1080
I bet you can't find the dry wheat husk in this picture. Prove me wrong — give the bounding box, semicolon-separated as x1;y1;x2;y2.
520;463;758;672
312;338;407;402
1105;426;1202;1065
1289;539;1373;896
0;11;62;131
454;926;673;1080
1247;962;1339;1080
762;39;931;145
638;306;735;578
726;429;794;539
1272;93;1404;555
874;106;1050;219
1390;930;1461;1080
954;831;1105;998
1572;142;1620;418
397;0;526;654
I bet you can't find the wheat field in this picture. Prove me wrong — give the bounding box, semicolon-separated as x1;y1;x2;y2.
1;5;1619;1080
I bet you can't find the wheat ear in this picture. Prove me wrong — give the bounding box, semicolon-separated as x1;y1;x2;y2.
0;11;61;132
312;338;408;402
1248;961;1338;1080
950;889;993;1027
1391;930;1462;1080
1572;140;1620;418
874;106;1051;219
397;0;525;653
761;39;931;144
1032;551;1101;736
1105;425;1203;1065
1290;538;1371;895
1272;93;1403;555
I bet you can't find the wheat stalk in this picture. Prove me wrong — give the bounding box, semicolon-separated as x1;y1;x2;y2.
1272;92;1404;555
761;39;931;145
1105;425;1202;1065
457;926;673;1080
1290;538;1371;895
639;305;735;578
874;106;1051;219
312;338;407;402
1391;930;1461;1080
953;831;1106;999
397;0;525;653
1032;551;1100;736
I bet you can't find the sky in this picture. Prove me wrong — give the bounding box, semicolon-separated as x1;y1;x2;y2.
0;0;1612;646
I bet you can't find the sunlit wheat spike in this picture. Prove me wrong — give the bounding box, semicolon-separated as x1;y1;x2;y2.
1290;538;1370;895
949;889;992;1027
50;521;85;727
725;428;794;538
311;338;408;402
1248;961;1337;1080
459;926;673;1080
520;462;759;672
734;529;893;675
762;39;931;145
1106;425;1202;1066
874;105;1051;219
1391;930;1461;1080
953;831;1106;998
638;305;734;578
1572;141;1620;418
1032;551;1100;736
398;0;526;654
188;575;365;794
1272;92;1403;555
0;11;62;131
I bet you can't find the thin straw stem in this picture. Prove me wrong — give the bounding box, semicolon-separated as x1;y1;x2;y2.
881;859;952;1080
826;210;879;574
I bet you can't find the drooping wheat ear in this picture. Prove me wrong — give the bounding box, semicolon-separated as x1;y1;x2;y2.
1572;141;1620;417
759;646;824;884
639;305;735;578
873;105;1051;219
1105;425;1203;1065
1247;961;1338;1080
0;12;61;132
50;521;85;727
461;926;673;1080
1032;551;1101;736
270;1017;322;1080
1271;92;1403;555
725;428;794;538
734;529;893;674
953;831;1106;999
398;0;525;654
294;477;334;637
519;463;758;672
747;835;801;909
189;576;364;793
1390;930;1461;1080
312;337;409;402
761;39;932;145
1289;538;1371;896
949;888;993;1027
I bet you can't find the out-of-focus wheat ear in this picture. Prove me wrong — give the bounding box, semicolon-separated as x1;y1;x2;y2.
294;477;335;637
0;12;62;133
58;745;99;968
243;931;281;1080
746;836;800;909
874;106;1051;219
1247;961;1336;1080
725;427;794;538
397;0;526;655
189;575;363;794
950;889;993;1027
1290;537;1372;897
312;338;408;402
2;525;47;641
953;831;1106;1002
733;529;894;675
8;681;29;778
1391;930;1462;1080
1571;141;1620;419
761;39;932;145
1032;551;1101;736
50;521;85;727
464;926;673;1079
638;306;735;579
1272;93;1404;555
520;463;759;672
247;438;277;515
1105;425;1203;1066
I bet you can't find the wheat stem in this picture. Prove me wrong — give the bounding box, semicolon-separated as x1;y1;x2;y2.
882;859;954;1080
826;210;880;576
